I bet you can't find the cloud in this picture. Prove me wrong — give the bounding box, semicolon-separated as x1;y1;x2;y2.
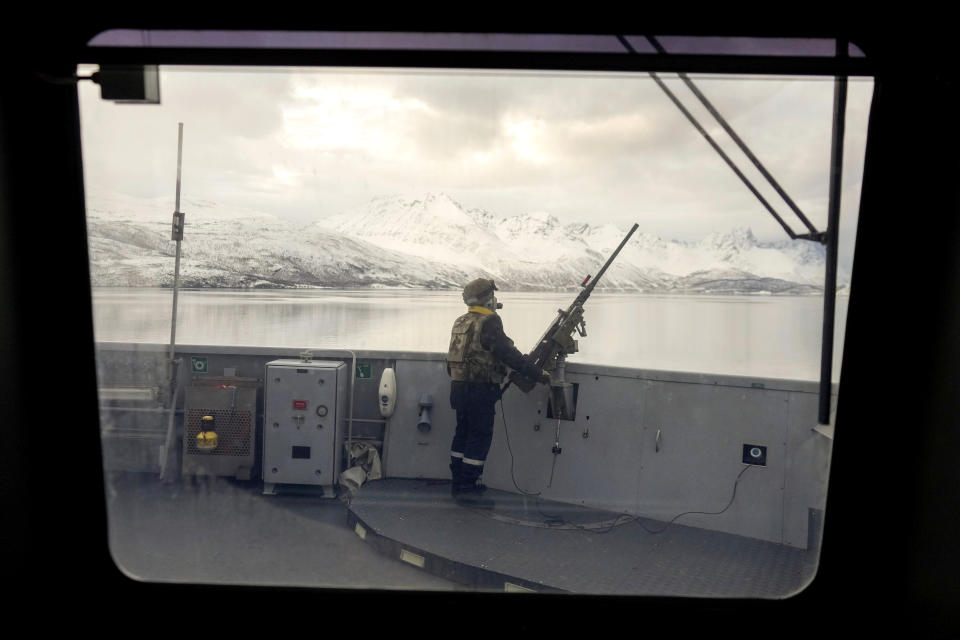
78;65;872;259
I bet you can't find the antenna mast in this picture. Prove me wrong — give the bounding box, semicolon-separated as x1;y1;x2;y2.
168;123;185;394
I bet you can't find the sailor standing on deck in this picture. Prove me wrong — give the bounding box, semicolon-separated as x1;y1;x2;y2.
446;278;551;509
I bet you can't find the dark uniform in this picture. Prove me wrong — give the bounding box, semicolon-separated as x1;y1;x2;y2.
446;279;547;507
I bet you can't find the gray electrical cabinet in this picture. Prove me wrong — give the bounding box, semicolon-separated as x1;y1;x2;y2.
263;359;347;496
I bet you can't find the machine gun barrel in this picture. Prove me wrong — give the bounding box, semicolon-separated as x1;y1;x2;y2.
573;222;639;306
504;222;638;394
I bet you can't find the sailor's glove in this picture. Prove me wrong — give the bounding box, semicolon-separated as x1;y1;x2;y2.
539;370;552;385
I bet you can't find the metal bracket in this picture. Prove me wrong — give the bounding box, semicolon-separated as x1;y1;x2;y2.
170;211;185;241
795;231;828;244
813;422;835;440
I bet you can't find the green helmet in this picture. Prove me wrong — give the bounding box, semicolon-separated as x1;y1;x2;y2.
462;278;498;306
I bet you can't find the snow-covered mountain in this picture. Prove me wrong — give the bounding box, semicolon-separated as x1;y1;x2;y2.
85;190;474;289
84;190;844;294
313;193;509;274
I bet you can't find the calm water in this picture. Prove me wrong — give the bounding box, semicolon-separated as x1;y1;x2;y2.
91;288;848;381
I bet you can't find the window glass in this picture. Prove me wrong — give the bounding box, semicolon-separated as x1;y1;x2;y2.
80;63;872;596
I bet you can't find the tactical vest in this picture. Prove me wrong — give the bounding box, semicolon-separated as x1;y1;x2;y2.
446;311;508;384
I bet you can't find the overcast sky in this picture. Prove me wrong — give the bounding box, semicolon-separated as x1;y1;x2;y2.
77;65;873;265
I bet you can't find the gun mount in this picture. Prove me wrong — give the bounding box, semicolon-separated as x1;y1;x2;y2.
504;223;639;415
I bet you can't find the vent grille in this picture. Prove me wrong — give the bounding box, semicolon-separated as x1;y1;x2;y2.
186;409;252;456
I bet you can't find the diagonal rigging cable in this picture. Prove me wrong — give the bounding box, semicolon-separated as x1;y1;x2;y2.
617;34;823;242
621;34;846;427
646;35;822;237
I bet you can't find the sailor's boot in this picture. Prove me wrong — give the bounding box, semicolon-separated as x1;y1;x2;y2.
449;458;464;498
472;475;488;494
455;463;495;510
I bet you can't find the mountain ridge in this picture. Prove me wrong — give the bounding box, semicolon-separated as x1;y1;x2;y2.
84;190;846;294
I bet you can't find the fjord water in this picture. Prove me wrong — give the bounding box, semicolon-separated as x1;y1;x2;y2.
91;288;848;381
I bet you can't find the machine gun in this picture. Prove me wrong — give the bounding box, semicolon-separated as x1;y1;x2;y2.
503;222;639;418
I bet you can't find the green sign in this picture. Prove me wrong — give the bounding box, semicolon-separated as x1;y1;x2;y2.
356;362;372;379
190;356;209;373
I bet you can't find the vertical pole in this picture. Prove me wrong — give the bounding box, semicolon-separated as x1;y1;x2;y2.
819;44;847;425
168;123;184;393
161;123;184;480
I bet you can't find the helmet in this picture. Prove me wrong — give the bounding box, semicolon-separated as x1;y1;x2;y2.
462;278;498;306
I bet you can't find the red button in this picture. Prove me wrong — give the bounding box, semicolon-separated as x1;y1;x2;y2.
293;400;307;410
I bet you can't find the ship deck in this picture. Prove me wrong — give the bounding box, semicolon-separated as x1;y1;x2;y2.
106;472;817;597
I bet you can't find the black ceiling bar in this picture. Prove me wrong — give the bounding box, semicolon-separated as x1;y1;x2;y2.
76;45;873;77
615;35;800;239
646;35;822;238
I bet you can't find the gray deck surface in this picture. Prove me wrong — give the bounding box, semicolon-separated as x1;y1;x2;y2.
103;472;817;597
104;472;466;591
348;478;818;597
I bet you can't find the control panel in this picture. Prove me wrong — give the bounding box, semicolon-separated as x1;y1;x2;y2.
263;359;347;495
